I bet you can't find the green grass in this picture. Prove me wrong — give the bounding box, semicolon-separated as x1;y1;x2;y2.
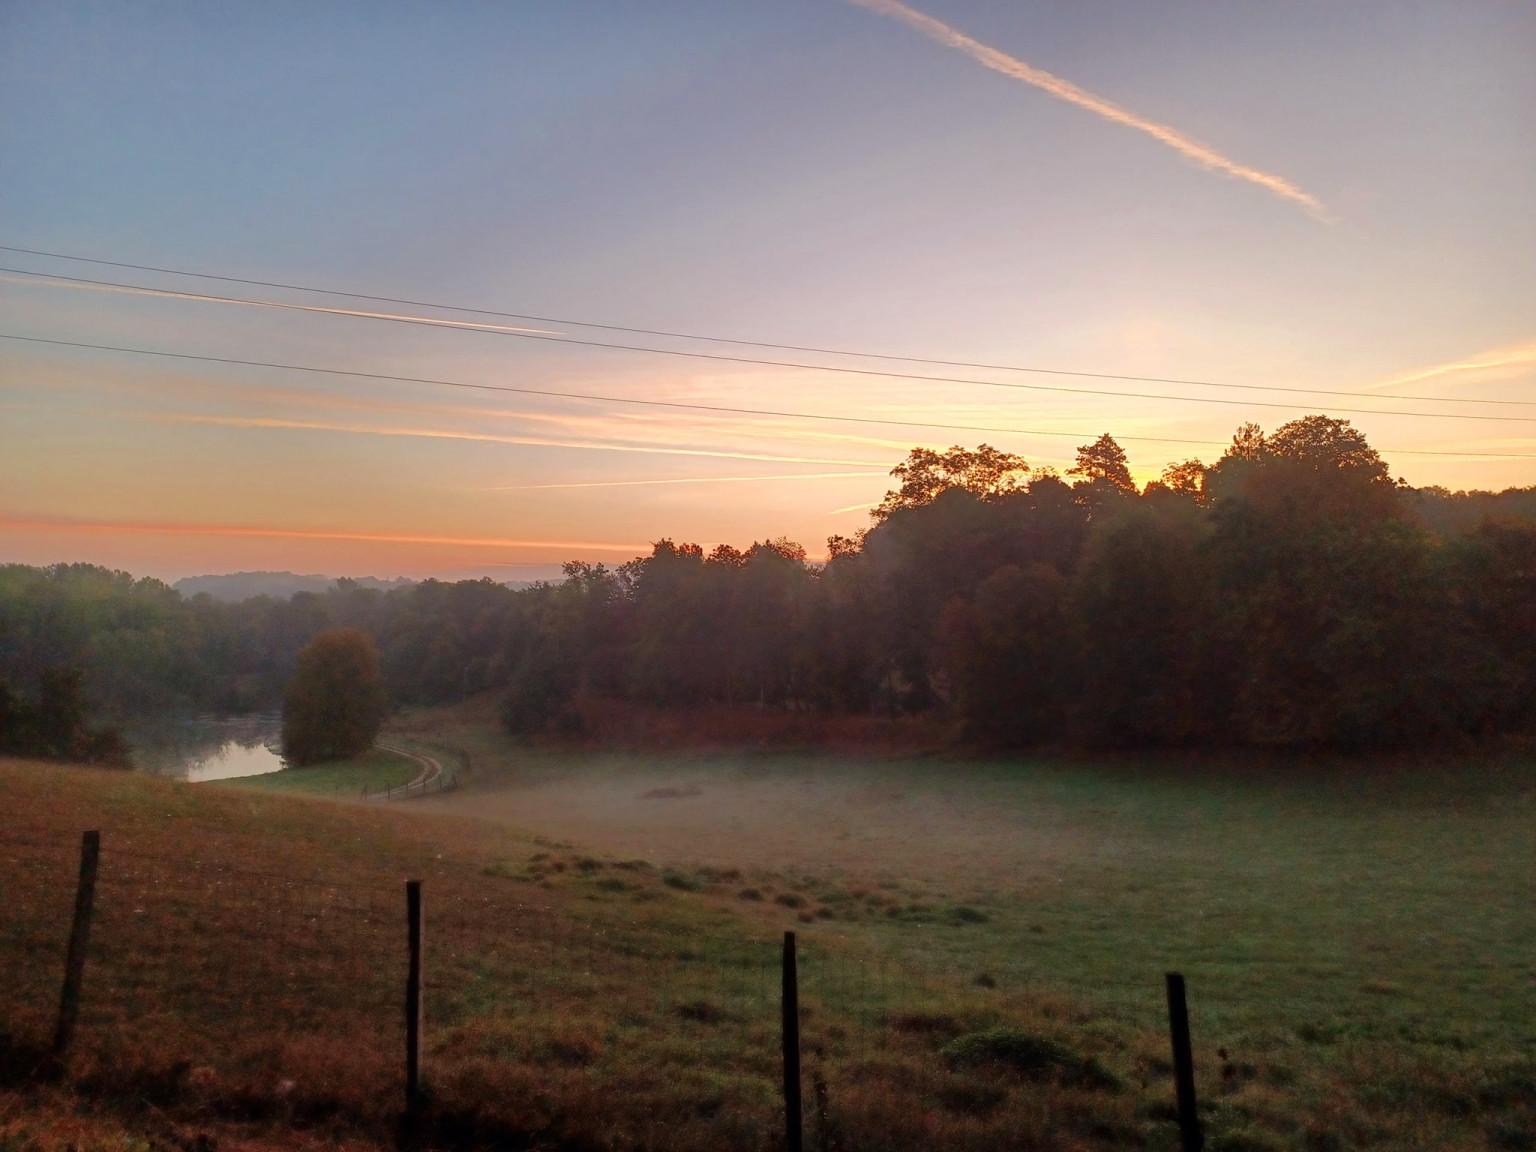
409;726;1536;1055
221;745;419;796
4;730;1534;1151
386;700;1536;1148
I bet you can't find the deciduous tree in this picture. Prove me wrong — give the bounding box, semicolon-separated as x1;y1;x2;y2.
873;444;1029;522
281;629;388;766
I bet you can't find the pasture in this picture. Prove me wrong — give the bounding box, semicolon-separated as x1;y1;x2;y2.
402;706;1536;1147
1;726;1533;1151
411;724;1536;1039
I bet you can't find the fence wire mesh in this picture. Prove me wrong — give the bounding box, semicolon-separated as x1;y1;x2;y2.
3;824;1531;1151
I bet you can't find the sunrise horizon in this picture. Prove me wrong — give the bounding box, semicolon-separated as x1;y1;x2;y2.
4;1;1534;578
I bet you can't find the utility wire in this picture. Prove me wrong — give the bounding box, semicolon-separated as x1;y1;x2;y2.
0;244;1527;408
1;266;1531;427
6;332;1534;460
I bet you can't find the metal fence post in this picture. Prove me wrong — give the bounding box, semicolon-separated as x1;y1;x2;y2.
406;879;424;1115
783;930;803;1152
52;830;101;1066
1165;972;1203;1152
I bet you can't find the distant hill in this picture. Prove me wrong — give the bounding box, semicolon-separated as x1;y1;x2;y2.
172;570;544;601
173;571;415;602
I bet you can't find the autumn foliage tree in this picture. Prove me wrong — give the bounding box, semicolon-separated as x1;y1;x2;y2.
281;628;388;766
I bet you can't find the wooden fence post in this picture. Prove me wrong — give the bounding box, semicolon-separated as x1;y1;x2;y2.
1165;972;1203;1152
52;830;101;1066
782;930;803;1152
405;879;424;1116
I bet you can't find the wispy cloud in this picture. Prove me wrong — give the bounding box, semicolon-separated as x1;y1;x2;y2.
0;513;646;553
1371;340;1536;391
0;272;565;335
847;0;1327;219
829;501;881;514
486;471;887;491
142;411;890;468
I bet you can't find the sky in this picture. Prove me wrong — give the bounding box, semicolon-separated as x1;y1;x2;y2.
2;0;1534;581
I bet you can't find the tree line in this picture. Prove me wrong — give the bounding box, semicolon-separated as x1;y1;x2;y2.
1;416;1532;756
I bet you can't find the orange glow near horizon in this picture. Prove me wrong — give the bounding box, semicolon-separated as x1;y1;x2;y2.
0;513;653;579
1;513;650;553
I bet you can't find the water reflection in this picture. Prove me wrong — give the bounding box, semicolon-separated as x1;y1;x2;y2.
128;713;286;782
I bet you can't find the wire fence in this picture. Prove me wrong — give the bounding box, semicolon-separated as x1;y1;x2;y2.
2;825;1529;1151
362;766;459;800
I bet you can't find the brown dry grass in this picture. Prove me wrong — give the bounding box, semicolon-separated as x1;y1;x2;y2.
0;757;1144;1152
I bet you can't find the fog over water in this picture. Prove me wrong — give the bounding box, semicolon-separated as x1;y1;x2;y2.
127;713;285;782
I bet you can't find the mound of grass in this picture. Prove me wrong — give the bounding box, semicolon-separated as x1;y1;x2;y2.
661;869;702;891
942;1028;1120;1090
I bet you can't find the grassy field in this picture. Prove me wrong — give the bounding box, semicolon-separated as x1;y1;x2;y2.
403;699;1536;1149
1;725;1534;1151
220;744;421;797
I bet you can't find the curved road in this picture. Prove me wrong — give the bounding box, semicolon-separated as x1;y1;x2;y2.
373;743;443;799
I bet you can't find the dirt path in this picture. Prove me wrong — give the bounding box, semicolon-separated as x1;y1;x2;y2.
372;743;442;798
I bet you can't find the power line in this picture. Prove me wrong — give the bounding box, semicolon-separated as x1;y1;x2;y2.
7;332;1535;460
0;244;1527;409
3;267;1531;427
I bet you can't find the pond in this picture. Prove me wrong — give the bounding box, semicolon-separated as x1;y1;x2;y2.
127;713;286;782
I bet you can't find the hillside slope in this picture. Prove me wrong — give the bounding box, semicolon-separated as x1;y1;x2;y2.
0;759;1134;1152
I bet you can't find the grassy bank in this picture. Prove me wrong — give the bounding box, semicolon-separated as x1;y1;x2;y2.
220;744;420;797
1;752;1532;1150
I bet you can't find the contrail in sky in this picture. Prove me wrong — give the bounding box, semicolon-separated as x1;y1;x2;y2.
0;272;565;335
142;411;889;468
847;0;1328;219
486;471;887;491
1371;340;1536;391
